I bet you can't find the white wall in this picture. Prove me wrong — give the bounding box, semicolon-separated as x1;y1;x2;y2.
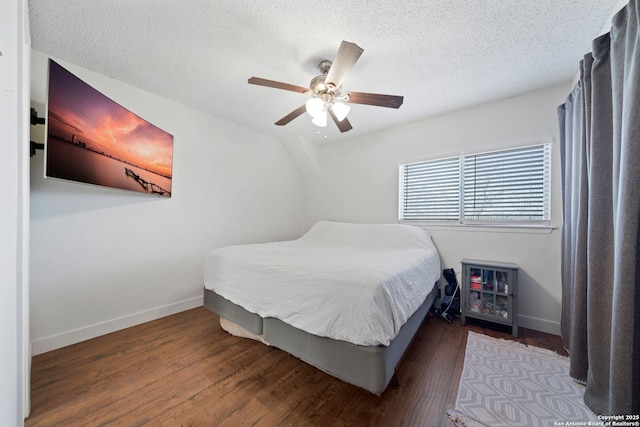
1;51;22;422
29;50;308;355
304;84;571;335
1;0;29;424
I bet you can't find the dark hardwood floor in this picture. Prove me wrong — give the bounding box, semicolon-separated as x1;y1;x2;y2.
26;306;567;427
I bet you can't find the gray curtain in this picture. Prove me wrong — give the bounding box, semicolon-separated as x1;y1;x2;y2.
558;0;640;416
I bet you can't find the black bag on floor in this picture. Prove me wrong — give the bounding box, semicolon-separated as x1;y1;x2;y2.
436;268;460;322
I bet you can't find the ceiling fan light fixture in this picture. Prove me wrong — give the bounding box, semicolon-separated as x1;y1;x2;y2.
306;97;324;117
248;41;403;133
331;101;350;122
312;111;328;127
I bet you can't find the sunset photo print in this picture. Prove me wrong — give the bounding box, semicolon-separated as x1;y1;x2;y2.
45;59;174;197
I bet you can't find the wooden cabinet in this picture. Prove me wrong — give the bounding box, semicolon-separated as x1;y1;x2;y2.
461;259;518;337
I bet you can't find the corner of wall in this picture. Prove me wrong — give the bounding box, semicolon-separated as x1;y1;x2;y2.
279;135;320;179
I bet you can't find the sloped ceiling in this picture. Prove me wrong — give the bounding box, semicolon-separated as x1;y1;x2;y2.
28;0;622;142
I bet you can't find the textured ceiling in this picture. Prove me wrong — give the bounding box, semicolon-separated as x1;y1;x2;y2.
28;0;622;143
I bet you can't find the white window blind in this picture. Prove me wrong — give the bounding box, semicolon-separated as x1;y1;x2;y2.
463;145;550;222
399;143;551;224
399;156;461;221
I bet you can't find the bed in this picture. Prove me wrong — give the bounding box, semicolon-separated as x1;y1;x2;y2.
202;220;441;394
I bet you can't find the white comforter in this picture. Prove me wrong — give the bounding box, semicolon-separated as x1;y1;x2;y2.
203;221;441;346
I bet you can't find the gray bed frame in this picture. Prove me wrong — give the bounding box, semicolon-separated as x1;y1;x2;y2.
203;284;439;394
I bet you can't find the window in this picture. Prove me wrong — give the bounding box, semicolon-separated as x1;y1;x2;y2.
399;144;551;225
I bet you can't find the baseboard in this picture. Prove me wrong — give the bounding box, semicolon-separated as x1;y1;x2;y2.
518;314;561;336
31;296;203;355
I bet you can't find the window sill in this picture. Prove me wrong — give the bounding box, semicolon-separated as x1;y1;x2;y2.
399;221;558;234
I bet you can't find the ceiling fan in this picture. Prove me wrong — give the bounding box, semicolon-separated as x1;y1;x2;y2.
248;41;404;133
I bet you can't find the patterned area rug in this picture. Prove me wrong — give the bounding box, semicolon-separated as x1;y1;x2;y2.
448;331;599;427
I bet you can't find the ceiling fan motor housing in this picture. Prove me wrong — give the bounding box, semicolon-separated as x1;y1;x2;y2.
309;71;340;101
318;59;332;75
